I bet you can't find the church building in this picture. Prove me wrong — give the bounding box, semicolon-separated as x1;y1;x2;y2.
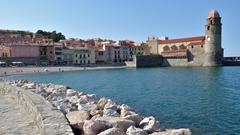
147;10;223;67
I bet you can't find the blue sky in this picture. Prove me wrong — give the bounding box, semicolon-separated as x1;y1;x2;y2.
0;0;239;56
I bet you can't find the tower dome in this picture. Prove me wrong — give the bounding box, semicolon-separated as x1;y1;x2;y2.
207;10;220;18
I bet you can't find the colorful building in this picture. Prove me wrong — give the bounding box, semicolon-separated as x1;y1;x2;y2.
71;47;95;65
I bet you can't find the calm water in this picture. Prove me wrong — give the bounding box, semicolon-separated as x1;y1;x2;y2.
4;67;240;135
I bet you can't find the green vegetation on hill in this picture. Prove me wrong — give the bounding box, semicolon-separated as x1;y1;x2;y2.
36;30;66;42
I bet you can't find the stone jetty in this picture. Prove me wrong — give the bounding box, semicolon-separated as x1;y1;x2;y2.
1;80;191;135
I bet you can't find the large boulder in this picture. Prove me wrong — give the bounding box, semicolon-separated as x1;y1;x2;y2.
77;103;98;112
68;95;80;104
120;110;136;118
150;128;191;135
103;109;120;117
95;116;135;132
97;98;109;109
22;82;36;89
71;122;85;135
33;85;49;97
66;89;77;97
139;116;160;133
46;93;65;102
45;87;55;93
16;80;28;87
126;126;148;135
56;101;73;114
120;104;133;112
120;104;136;117
66;110;90;124
124;114;143;126
91;114;102;120
83;120;109;135
98;127;125;135
45;84;67;95
79;95;97;104
104;100;118;111
90;109;103;117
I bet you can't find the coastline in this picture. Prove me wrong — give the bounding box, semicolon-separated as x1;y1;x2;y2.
0;66;129;77
1;80;191;135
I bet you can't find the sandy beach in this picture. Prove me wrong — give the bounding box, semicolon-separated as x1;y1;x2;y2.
0;66;128;77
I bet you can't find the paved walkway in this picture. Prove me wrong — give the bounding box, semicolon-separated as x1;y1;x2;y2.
0;66;127;77
0;95;38;135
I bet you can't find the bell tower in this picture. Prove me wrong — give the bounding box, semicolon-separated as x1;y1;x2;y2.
203;10;223;66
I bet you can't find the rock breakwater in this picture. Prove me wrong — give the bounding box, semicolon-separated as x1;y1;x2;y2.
6;80;191;135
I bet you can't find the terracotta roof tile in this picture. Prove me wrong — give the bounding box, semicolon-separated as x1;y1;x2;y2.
158;36;205;44
188;41;205;46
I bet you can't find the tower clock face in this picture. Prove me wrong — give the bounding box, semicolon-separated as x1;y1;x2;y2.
207;37;211;41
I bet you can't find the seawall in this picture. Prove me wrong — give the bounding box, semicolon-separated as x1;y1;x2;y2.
0;81;74;135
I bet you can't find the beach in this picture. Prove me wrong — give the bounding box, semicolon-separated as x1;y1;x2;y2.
0;66;128;77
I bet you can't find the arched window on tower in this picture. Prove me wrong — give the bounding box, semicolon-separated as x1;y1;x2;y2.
207;26;210;30
210;19;213;24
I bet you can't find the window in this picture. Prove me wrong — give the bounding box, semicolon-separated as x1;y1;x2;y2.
76;60;78;63
56;52;62;55
163;46;170;51
88;54;90;57
179;44;187;50
207;26;210;30
99;52;103;55
88;60;90;64
76;54;78;58
171;45;178;51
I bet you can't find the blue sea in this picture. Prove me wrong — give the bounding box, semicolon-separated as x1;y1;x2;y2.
4;67;240;135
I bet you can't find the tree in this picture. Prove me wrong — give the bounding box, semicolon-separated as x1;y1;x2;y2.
134;50;144;56
36;30;66;42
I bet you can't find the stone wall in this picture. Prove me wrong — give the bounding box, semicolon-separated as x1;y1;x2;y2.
162;58;189;67
161;46;205;67
187;45;205;66
136;55;163;67
0;81;73;135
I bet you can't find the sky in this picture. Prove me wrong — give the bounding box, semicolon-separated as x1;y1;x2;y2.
0;0;239;56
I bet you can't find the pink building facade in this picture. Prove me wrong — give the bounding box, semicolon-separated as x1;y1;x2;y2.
10;45;40;57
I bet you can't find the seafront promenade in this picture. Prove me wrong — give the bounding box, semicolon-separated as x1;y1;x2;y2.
0;81;74;135
0;95;38;134
0;66;127;77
